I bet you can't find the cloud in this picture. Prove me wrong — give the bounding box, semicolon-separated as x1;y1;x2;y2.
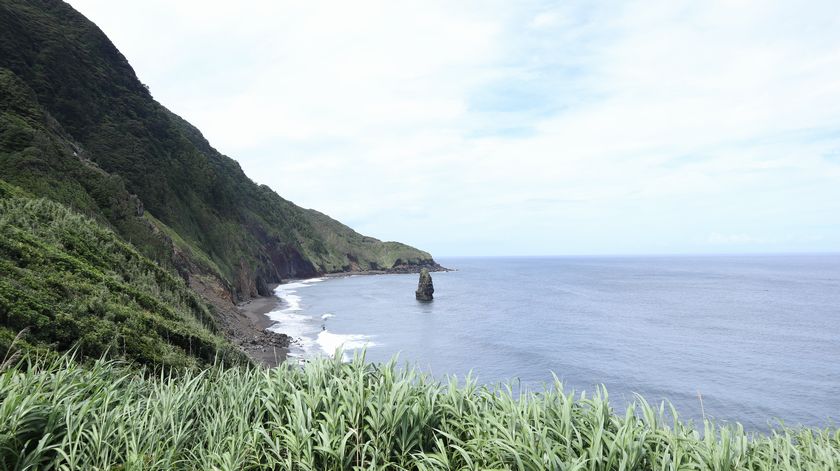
67;0;840;255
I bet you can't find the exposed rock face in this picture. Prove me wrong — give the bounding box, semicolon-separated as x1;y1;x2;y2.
391;259;447;274
255;275;272;297
415;268;434;301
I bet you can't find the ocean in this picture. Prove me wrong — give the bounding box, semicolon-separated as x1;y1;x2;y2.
266;255;840;430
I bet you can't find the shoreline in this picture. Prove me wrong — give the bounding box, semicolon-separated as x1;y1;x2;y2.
234;266;451;366
234;283;290;367
321;266;454;279
236;287;281;331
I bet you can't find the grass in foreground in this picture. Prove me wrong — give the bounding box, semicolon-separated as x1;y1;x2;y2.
1;352;838;471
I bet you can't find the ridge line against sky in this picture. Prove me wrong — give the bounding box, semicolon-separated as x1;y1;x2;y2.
67;0;840;256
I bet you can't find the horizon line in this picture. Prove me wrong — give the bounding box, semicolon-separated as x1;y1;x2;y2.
433;251;840;259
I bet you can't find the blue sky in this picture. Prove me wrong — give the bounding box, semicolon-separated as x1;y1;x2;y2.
68;0;840;256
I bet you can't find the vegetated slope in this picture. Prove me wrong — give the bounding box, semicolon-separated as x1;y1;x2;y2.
1;353;838;470
0;0;440;303
0;67;175;266
304;208;436;272
0;180;246;368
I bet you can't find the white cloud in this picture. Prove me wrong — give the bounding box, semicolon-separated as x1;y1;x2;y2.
529;11;560;29
66;0;840;255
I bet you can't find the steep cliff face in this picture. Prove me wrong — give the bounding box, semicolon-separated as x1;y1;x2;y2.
0;0;441;302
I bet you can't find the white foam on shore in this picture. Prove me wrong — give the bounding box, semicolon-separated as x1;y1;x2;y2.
272;278;324;311
317;331;376;358
265;277;375;360
265;278;325;356
266;311;317;351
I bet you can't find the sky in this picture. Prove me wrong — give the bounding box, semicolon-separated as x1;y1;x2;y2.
67;0;840;257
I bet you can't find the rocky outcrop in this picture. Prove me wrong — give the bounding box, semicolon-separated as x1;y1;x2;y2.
391;259;447;274
255;275;272;297
415;268;434;301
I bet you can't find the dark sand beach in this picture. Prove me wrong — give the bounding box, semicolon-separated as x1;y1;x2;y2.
233;285;290;366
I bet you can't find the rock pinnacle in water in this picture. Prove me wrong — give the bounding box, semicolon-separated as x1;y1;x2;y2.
415;268;434;301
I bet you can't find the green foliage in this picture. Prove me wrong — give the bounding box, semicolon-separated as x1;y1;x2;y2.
0;67;175;269
0;0;437;376
0;189;246;368
0;351;837;470
303;209;437;272
0;1;439;299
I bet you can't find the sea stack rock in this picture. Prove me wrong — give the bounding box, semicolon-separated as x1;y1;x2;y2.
415;268;434;301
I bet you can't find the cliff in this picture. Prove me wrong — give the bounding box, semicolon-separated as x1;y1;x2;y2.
0;0;441;365
0;0;441;304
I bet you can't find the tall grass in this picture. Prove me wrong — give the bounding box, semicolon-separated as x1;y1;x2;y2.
0;351;837;470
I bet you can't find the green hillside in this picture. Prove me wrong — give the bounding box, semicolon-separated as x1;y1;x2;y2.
0;0;440;305
0;181;245;368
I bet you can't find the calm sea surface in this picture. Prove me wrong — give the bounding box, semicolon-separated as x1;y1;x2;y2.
267;255;840;430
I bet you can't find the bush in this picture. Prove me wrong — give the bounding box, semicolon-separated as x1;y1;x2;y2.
0;191;246;368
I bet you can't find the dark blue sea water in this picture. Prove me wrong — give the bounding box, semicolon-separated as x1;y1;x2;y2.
266;255;840;430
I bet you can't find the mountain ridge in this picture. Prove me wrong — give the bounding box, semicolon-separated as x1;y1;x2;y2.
0;0;441;364
0;0;441;301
